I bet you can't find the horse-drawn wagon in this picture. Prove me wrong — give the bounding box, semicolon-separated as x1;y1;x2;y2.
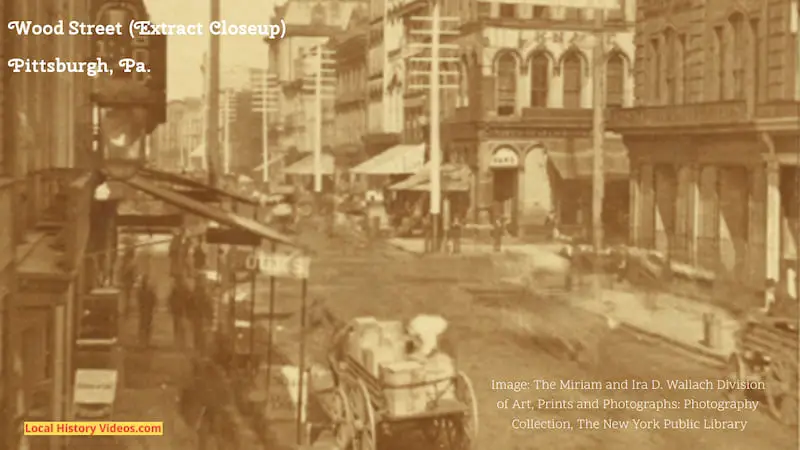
724;313;798;426
310;316;478;450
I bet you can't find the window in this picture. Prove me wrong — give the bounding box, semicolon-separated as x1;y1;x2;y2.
715;25;726;100
562;51;582;108
606;52;625;107
751;19;761;103
530;53;549;107
457;62;469;107
607;0;625;21
681;34;689;103
729;14;745;99
664;29;679;104
533;6;548;18
499;4;516;18
650;37;661;104
496;53;517;115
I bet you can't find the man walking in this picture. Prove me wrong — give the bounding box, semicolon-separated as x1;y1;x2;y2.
120;246;136;315
188;275;210;353
138;274;157;347
168;278;188;348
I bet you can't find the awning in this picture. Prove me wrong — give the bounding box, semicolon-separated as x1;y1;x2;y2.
389;162;471;192
123;175;298;248
283;154;335;175
252;155;285;171
549;140;629;179
189;144;205;158
139;167;259;205
350;144;424;175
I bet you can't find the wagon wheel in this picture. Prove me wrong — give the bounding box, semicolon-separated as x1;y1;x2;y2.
440;371;478;449
347;378;377;450
722;354;746;400
765;357;799;426
331;385;355;449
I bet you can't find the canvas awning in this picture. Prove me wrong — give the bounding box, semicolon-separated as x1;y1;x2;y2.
389;162;471;192
350;144;425;175
252;155;285;171
139;167;259;205
123;175;298;248
548;139;629;179
283;154;335;175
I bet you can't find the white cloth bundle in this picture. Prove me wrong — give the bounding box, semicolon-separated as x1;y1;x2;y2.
407;314;449;358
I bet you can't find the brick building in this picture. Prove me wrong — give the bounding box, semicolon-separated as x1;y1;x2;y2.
442;1;637;237
608;0;800;298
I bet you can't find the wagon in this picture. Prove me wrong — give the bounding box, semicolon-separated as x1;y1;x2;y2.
315;321;479;450
723;314;798;427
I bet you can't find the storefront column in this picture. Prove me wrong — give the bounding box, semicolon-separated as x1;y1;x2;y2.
686;165;700;265
748;164;767;287
639;164;655;248
765;161;781;283
628;164;640;246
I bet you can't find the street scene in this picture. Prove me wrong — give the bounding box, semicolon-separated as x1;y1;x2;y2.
1;0;799;449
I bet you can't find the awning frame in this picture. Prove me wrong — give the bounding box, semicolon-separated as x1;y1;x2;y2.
139;167;259;205
122;174;300;249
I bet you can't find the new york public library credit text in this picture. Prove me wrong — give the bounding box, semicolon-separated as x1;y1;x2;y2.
492;378;766;433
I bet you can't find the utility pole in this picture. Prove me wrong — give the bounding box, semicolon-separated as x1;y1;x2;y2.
251;68;278;185
302;46;335;193
206;0;221;187
592;10;606;288
408;4;460;252
220;89;236;174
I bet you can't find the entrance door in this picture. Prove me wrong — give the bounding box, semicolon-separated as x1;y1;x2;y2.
493;168;518;233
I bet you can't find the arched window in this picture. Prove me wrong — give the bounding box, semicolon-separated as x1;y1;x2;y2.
649;37;662;103
530;53;549;107
606;52;625;107
714;25;726;99
664;29;677;104
729;13;745;98
496;53;517;116
562;51;582;108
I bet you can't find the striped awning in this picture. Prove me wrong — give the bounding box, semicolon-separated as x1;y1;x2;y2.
350;144;425;175
283;154;335;175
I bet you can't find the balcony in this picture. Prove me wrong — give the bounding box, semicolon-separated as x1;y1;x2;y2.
607;101;749;133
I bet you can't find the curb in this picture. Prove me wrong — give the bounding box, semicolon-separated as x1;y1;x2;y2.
615;319;726;368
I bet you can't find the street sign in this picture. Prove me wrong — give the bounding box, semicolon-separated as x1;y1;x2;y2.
245;252;311;279
498;0;619;7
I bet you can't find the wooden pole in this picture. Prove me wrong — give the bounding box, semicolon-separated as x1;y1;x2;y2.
295;278;308;445
206;0;221;187
592;10;606;291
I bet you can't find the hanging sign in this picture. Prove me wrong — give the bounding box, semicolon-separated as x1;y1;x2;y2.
489;148;520;169
245;252;311;279
73;369;118;406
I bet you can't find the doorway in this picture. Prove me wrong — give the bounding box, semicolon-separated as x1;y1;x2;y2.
492;168;518;234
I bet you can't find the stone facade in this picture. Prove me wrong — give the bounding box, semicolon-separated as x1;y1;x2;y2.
609;0;800;299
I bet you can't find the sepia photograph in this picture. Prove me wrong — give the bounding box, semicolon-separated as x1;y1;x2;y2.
0;0;799;449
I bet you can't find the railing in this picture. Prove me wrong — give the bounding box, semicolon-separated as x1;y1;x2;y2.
522;107;593;120
755;100;800;120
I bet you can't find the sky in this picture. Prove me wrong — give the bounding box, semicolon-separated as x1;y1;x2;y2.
144;0;275;101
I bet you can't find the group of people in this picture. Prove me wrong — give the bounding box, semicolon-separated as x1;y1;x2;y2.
118;231;213;349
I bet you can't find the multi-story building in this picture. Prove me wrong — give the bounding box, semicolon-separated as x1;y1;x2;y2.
363;0;401;154
2;0;166;448
609;0;800;298
177;99;205;170
331;6;370;173
267;0;362;161
441;1;637;237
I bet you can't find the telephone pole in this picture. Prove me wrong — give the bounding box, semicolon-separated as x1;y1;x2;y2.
591;10;606;290
250;68;278;184
407;3;460;252
206;0;221;187
302;46;335;193
220;89;237;174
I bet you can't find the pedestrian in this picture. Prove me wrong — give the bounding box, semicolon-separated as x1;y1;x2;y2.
492;215;505;252
422;215;432;253
168;230;183;279
168;278;188;348
120;246;136;315
137;274;157;347
450;216;462;254
763;278;777;314
188;275;210;353
193;238;207;271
